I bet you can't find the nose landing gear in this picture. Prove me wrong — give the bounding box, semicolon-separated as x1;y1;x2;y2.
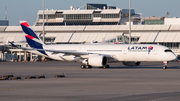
163;61;167;70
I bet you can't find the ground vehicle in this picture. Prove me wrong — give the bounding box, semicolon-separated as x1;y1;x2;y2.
54;74;65;78
25;75;45;79
36;76;45;78
0;77;9;80
10;76;21;80
3;74;14;78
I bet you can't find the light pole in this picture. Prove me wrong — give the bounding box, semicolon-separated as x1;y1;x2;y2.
43;0;45;43
42;0;45;61
129;0;131;44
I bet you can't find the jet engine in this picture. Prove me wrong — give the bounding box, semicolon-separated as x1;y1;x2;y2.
88;56;107;67
122;62;141;66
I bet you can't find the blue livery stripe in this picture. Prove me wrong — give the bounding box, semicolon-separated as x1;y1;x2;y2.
26;37;48;56
21;25;39;39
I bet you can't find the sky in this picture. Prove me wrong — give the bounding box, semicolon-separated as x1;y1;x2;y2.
0;0;180;26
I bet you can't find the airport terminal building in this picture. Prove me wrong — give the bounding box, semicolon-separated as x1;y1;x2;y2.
0;3;180;61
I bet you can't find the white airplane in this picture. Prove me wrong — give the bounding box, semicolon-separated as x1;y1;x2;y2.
9;21;177;69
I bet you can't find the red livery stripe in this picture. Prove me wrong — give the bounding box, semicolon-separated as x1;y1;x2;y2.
21;22;29;27
25;35;34;39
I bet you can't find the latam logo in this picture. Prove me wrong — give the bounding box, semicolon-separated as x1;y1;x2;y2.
148;46;153;50
128;46;154;53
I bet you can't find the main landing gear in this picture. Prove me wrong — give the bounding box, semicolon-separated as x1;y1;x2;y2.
80;64;110;69
80;64;92;69
163;61;167;70
101;64;110;69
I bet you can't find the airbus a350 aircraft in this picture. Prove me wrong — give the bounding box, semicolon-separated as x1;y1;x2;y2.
9;21;177;69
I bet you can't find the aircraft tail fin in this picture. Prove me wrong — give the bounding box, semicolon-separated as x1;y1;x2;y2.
20;21;44;48
20;21;47;56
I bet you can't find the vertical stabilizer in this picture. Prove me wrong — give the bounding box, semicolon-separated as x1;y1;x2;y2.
20;21;47;56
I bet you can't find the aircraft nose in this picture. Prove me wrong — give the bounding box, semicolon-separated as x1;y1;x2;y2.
171;54;177;61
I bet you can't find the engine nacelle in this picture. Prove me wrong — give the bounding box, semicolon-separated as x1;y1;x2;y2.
88;56;107;67
122;62;141;66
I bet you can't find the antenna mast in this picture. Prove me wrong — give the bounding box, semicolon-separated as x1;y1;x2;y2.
43;0;45;43
5;7;7;20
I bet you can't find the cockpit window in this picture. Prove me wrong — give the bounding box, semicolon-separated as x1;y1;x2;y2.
165;49;172;52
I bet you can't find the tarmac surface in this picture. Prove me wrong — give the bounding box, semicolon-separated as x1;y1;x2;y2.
0;61;180;101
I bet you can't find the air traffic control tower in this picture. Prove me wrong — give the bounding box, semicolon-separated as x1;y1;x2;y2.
35;3;141;26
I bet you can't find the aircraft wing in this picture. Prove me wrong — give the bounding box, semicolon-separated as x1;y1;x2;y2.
38;48;89;55
34;48;113;58
9;42;112;58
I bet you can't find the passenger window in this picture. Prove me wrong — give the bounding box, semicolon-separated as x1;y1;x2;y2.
164;49;172;52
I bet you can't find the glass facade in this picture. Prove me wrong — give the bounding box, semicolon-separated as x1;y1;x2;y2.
94;14;120;18
159;43;179;49
44;22;65;26
121;13;134;18
131;37;140;43
36;21;118;26
37;12;121;26
84;3;107;10
36;22;43;26
56;13;63;18
38;15;47;19
48;14;55;19
145;20;164;25
65;14;92;20
86;5;97;10
143;17;165;25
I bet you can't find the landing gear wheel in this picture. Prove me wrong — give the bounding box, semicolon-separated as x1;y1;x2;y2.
163;61;168;70
104;65;110;69
86;65;92;69
80;65;85;69
163;66;167;70
103;65;110;69
106;65;110;68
